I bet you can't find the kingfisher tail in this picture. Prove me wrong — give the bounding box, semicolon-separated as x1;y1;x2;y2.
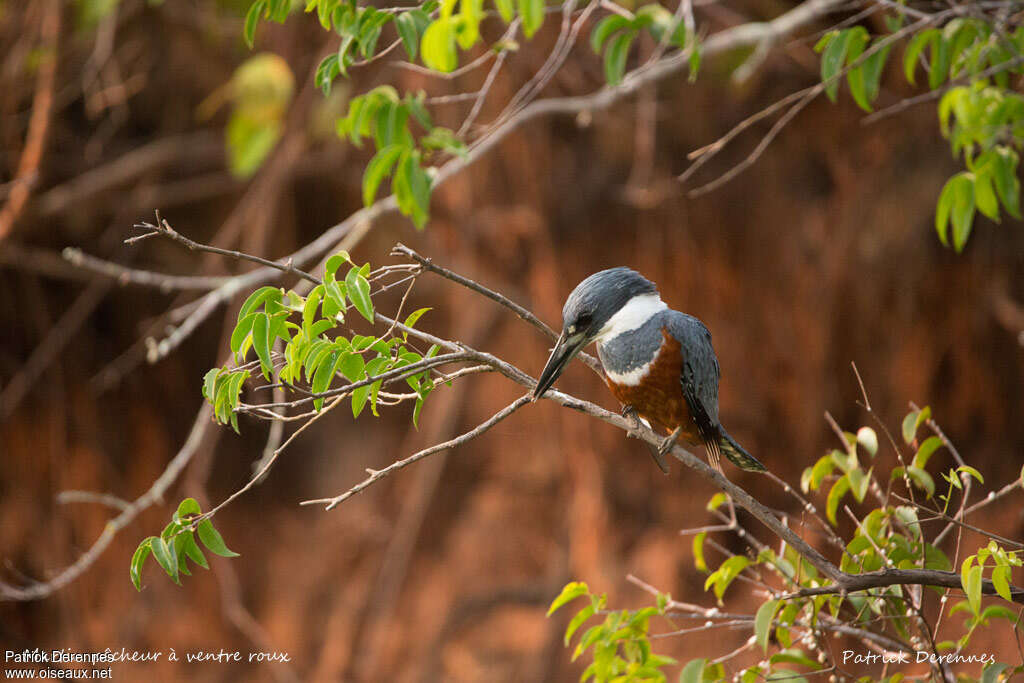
717;429;766;472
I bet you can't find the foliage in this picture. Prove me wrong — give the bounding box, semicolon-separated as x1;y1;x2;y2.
234;0;1024;248
202;251;438;423
815;12;1024;251
235;0;702;229
136;252;442;586
130;498;239;590
553;406;1024;681
225;54;295;177
547;582;679;682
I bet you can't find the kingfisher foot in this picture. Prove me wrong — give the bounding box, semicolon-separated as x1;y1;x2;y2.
622;405;642;437
658;426;684;459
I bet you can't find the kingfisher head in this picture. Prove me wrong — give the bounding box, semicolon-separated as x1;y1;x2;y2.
532;267;666;400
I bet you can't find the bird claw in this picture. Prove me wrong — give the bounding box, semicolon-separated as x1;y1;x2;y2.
658;426;683;458
621;405;642;439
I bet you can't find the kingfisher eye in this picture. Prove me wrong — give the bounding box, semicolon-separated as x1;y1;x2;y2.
575;313;593;328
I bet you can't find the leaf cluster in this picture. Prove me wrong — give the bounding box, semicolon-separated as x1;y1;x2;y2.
816;15;1024;251
590;6;698;86
202;252;439;428
130;498;239;591
547;582;679;682
335;87;465;228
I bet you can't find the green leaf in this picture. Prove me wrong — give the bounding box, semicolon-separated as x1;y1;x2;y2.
518;0;544;38
412;395;426;428
421;17;457;72
993;147;1021;219
230;312;258;361
197;519;240;557
244;0;267;48
403;307;431;330
992;565;1012;602
936;174;976;248
820;29;852;102
393;150;431;229
848;467;871;503
754;599;780;652
395;11;421;59
202;368;222;402
603;29;636;86
813;31;836;53
806;455;835;492
688;45;701;82
693;531;708;572
903;29;935;86
351;384;372;417
494;0;514;23
314;53;341;95
975;167;1000;221
344;267;374;322
130;538;154;590
981;605;1018;624
679;658;707;683
957;465;984;484
226;113;281;178
456;0;484;49
844;28;871;111
706;492;728;511
929;34;951;90
337;350;366;382
856;427;878;458
180;533;209;570
861;42;890;105
564;603;596;645
311;349;339;411
238;285;282;319
826;473;850;525
590;15;629;53
901;406;930;444
324;253;349;282
548;581;589;616
150;536;179;583
363;144;405;207
175;497;202;520
704;555;751;599
769;650;820;669
912;436;943;469
906;466;935;497
252;313;273;380
982;663;1011;683
962;557;982;616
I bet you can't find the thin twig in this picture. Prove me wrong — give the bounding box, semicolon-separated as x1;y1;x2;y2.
1;404;212;601
300;394;533;509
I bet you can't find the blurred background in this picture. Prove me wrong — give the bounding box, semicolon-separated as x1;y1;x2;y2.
1;0;1022;681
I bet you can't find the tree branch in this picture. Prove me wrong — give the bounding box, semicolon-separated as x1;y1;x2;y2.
300;394;533;510
0;404;213;601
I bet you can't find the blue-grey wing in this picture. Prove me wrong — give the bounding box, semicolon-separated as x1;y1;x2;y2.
663;311;721;438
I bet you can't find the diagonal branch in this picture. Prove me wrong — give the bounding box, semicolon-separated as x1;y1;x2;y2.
300;394;533;510
0;404;213;601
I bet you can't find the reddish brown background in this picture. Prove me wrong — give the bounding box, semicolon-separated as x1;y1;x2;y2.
1;0;1022;681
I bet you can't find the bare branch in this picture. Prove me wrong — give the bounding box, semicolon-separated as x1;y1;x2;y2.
62;247;231;291
130;212;322;286
0;404;213;601
300;394;533;509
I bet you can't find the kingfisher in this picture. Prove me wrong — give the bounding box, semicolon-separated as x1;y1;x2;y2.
531;268;765;474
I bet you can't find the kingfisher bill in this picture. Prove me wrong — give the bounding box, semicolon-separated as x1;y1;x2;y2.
531;268;765;474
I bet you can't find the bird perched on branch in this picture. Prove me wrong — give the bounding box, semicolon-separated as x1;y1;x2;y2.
532;268;765;474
